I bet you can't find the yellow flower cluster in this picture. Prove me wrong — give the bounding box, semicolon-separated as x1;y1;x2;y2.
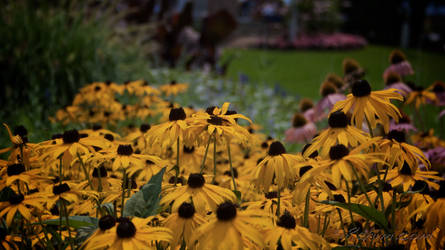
1;74;445;250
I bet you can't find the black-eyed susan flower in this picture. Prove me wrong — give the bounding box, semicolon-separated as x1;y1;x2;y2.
332;79;403;133
82;215;117;249
0;163;42;187
406;85;437;110
304;111;369;158
188;103;252;146
255;141;303;192
0;191;46;226
87;217;172;250
145;107;190;149
160;80;189;96
264;211;330;250
424;181;445;246
161;173;236;213
244;190;294;216
381;162;443;192
162;202;207;248
44;182;95;210
302;144;383;187
377;130;429;172
190;201;272;249
38;129;108;168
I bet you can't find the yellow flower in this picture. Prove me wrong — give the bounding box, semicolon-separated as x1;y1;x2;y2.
406;86;437;109
255;141;303;192
87;217;172;250
304;111;369;158
190;201;272;250
264;211;331;250
161;173;236;213
160;81;188;96
302;143;383;187
162;202;207;248
332;80;403;133
0;192;46;226
145;107;190;149
187;102;252;146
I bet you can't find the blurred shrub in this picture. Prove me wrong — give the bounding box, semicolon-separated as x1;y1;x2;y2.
0;1;154;146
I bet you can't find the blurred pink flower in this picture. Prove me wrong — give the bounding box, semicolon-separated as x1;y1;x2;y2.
384;82;412;98
285;122;317;144
439;110;445;119
314;93;346;117
383;61;414;79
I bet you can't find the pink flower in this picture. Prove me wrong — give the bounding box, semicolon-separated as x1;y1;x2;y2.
284;122;317;144
383;61;414;79
314;93;346;118
384;82;412;98
439;110;445;119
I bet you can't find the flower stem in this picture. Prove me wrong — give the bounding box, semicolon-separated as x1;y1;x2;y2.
121;169;127;217
175;137;180;185
365;116;374;137
226;142;238;192
212;137;217;184
62;200;74;250
350;164;373;207
303;187;311;228
345;180;354;223
77;153;93;189
199;135;212;174
336;208;348;245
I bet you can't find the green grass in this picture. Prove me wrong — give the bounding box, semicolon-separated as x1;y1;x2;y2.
222;45;445;99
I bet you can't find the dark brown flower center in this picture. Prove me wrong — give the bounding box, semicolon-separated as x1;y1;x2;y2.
62;129;80;144
328;111;348;128
168;108;186;121
333;194;346;203
178;202;195;219
116;217;136;238
265;191;278;199
302;143;318;159
140;124;151;133
277;212;296;229
205;106;217;115
299;98;314;112
104;133;114;142
268;141;286;156
399;162;412;176
216;202;237;221
292;113;307;128
351;80;371;97
320;81;337;97
92;166;108;178
324;181;337;191
7;163;25;176
187;173;205;188
299;165;313;177
329;144;349;160
207;115;224;125
117;144;133;156
390;50;406;64
53;183;70;195
92;124;102;131
8;193;24;205
387;130;406;143
99;215;116;231
223;168;238;178
183;146;195;153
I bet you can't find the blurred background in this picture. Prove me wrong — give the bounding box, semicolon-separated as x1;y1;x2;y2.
1;0;445;147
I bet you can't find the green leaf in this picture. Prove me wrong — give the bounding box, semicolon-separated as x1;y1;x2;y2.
303;187;311;228
41;216;98;229
233;190;242;201
124;167;165;218
320;200;390;233
100;202;114;215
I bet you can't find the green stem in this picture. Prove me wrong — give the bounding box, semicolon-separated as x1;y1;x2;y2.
336;208;348;245
37;216;52;249
345;180;354;223
226;142;238;192
374;165;386;213
303;187;310;228
365;116;374;137
199;135;212;173
121;169;127;217
277;187;281;217
77;153;93;189
175;137;180;185
321;212;330;237
62;200;74;250
212;137;217;184
350;164;373;207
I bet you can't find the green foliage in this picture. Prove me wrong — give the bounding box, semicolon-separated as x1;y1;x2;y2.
40;216;98;229
321;200;390;233
123;167;165;218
